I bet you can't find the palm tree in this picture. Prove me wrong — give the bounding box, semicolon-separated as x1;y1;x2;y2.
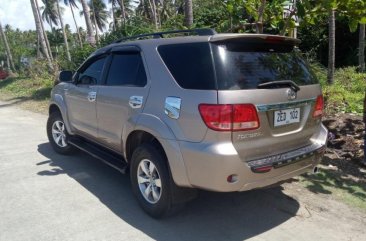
41;0;59;29
109;0;117;30
55;0;71;61
30;0;53;70
0;21;15;72
184;0;193;28
86;0;110;32
109;0;126;27
327;9;335;84
36;0;54;62
257;0;266;34
64;0;83;47
359;24;365;72
79;0;95;45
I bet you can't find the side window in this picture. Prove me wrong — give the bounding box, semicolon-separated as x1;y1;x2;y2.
158;43;216;90
77;57;106;85
105;53;147;87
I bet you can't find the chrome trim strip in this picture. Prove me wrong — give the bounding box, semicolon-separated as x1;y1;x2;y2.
256;98;316;112
247;142;325;170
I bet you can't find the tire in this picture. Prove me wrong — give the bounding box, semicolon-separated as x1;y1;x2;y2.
47;112;76;155
130;143;176;218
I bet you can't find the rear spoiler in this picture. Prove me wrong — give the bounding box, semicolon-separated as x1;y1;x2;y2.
209;34;301;46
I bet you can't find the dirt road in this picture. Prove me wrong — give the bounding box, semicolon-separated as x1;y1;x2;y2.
0;100;365;241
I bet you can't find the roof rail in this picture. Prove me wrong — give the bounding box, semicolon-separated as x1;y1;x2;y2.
112;28;217;44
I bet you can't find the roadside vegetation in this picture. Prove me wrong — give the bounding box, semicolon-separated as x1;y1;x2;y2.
0;0;365;210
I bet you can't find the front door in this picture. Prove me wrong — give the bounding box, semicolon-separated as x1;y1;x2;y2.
65;56;107;139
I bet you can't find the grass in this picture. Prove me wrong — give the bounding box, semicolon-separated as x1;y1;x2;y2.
311;64;366;115
300;167;366;211
0;76;53;114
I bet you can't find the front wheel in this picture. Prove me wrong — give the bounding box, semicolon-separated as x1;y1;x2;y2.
130;143;175;218
47;112;76;155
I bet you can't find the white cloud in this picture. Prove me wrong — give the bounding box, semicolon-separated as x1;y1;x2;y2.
0;0;112;32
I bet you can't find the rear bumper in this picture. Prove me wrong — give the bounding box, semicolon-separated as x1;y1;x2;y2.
179;124;328;192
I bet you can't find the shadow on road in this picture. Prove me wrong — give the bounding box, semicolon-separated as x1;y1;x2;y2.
37;142;299;241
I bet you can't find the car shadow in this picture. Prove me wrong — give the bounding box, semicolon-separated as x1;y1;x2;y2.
37;142;300;241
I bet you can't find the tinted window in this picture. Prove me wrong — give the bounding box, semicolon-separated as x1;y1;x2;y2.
212;43;318;90
78;57;106;85
158;43;216;90
106;53;147;86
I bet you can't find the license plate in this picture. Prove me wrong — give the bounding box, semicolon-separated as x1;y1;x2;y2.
274;108;300;127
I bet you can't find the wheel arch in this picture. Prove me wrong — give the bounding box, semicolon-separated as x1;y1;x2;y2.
125;119;192;188
48;100;74;135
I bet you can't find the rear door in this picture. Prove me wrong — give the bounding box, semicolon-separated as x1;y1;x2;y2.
96;47;149;153
210;39;322;161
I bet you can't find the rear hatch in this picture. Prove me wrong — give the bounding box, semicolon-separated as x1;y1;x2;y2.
209;35;323;163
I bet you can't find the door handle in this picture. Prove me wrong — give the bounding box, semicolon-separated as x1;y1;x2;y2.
129;96;143;109
87;91;97;102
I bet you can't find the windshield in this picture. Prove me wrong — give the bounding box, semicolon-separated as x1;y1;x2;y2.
211;42;318;90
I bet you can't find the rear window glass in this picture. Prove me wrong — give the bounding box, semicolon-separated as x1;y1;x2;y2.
158;43;216;90
212;43;318;90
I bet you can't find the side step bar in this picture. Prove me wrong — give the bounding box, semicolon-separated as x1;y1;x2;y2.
69;138;128;174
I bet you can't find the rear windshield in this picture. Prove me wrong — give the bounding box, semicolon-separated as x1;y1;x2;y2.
158;41;318;90
212;42;318;90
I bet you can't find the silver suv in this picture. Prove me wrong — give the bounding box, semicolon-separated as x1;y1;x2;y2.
47;29;328;218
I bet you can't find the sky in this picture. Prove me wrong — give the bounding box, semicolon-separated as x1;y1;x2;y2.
0;0;112;32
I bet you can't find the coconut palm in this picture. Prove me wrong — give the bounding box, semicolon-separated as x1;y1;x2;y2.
184;0;193;27
0;21;15;72
327;9;335;84
88;0;110;32
36;0;54;61
55;0;71;61
359;24;365;72
79;0;95;45
29;0;53;70
41;0;60;29
63;0;83;47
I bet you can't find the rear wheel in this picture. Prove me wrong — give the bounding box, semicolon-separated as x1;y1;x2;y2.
47;112;76;155
130;143;175;218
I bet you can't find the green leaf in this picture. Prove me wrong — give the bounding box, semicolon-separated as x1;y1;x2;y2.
348;20;358;32
360;17;366;24
297;3;306;18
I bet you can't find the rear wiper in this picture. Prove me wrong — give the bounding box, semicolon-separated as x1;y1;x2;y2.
257;80;300;92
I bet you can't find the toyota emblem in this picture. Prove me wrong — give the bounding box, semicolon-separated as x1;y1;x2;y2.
287;89;297;100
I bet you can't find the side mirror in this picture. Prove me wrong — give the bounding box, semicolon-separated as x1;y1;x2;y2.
59;70;73;82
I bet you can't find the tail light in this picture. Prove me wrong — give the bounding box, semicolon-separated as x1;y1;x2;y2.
313;95;324;118
198;104;260;131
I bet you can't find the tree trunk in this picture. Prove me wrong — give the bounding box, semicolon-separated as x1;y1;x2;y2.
0;21;15;72
34;0;53;62
118;0;126;27
90;0;99;44
30;0;53;70
256;0;266;33
70;4;83;48
359;24;365;73
80;0;95;45
327;9;335;85
147;0;158;30
56;1;71;61
111;2;116;31
364;88;366;165
184;0;193;28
